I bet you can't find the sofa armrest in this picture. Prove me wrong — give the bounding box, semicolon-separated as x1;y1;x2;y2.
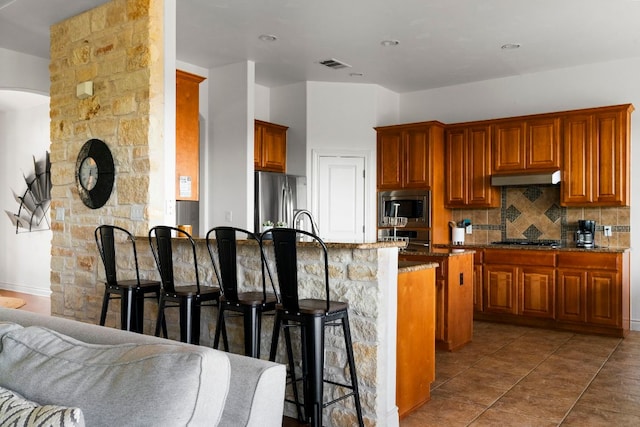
220;353;286;427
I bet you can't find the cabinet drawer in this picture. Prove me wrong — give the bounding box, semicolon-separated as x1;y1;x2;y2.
557;252;619;270
484;249;556;267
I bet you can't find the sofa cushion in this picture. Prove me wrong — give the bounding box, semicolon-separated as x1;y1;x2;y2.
0;326;230;427
0;386;85;427
0;322;22;342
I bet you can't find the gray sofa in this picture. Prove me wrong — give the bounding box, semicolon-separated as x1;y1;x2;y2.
0;307;286;427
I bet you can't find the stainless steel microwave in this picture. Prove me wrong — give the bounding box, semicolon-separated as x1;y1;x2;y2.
377;189;431;229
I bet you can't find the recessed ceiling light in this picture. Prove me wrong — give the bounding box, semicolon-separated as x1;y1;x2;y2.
501;43;521;50
258;34;278;42
381;40;400;47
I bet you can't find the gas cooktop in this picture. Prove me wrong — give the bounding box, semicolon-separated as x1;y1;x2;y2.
491;240;561;247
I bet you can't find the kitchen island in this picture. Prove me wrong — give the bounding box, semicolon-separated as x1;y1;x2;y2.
396;261;437;418
399;248;476;351
129;237;408;427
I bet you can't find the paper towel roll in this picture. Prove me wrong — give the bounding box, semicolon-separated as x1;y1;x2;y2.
452;227;465;245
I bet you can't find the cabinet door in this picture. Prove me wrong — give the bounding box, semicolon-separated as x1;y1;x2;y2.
592;110;627;205
526;117;560;170
562;106;630;207
444;128;466;206
261;124;287;173
377;130;403;189
404;128;431;188
556;269;587;322
586;271;620;327
484;265;517;314
493;121;525;172
468;125;497;206
562;114;593;205
254;123;262;169
519;267;555;318
473;264;483;312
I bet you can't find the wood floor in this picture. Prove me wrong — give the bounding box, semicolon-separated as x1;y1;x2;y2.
6;289;640;426
1;289;50;315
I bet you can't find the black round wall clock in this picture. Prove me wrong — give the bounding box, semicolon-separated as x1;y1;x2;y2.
75;139;115;209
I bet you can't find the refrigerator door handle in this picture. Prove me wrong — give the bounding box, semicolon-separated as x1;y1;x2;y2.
282;181;293;227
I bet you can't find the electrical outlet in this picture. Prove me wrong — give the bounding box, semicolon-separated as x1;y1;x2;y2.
56;208;64;221
465;224;473;234
603;225;612;237
225;211;233;222
131;205;144;220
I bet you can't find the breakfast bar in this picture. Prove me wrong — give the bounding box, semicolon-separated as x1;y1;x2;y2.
127;237;414;426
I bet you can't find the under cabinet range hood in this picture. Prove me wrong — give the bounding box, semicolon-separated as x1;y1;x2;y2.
491;170;561;186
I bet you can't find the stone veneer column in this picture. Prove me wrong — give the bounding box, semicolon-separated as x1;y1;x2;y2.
49;0;164;320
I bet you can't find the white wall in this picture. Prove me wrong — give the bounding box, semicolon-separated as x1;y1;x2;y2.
399;56;640;329
303;82;399;241
0;48;49;94
0;99;51;296
208;61;255;230
0;49;51;296
271;83;307;177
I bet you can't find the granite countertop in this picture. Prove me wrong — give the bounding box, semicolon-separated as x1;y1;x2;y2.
398;261;439;273
399;247;476;257
145;236;407;250
435;243;630;253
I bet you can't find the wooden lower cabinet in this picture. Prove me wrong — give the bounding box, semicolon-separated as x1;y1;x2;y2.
557;252;627;334
396;266;435;419
483;250;555;318
476;249;629;337
519;266;555;318
484;264;517;314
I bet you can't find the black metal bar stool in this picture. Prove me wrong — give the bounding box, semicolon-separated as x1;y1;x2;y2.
95;225;164;334
149;225;220;344
265;227;364;427
205;226;278;358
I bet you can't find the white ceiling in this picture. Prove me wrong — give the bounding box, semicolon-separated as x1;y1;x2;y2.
0;0;639;96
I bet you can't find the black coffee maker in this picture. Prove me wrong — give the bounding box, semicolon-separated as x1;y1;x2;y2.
576;220;596;248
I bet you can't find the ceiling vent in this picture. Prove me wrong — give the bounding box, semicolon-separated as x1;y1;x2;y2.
318;58;351;70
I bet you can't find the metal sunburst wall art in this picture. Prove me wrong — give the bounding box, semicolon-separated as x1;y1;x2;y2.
5;151;52;233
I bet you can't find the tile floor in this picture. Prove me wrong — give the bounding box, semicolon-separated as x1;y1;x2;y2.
401;321;640;427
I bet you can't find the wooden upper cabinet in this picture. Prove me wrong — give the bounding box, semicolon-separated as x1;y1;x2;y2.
255;120;288;173
445;124;498;208
493;117;560;173
176;70;205;201
376;129;403;188
561;104;633;206
376;122;444;190
493;120;525;172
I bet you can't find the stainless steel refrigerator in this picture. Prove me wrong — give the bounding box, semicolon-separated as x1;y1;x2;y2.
254;171;307;233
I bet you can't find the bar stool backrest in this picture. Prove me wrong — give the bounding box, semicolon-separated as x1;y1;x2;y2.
95;225;141;287
267;227;330;313
206;226;277;302
149;225;201;294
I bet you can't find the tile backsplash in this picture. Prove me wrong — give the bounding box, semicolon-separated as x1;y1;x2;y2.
451;185;630;248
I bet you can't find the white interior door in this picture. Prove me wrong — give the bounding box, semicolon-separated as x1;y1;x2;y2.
316;155;365;242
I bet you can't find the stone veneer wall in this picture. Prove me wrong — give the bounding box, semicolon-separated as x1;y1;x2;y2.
451;186;630;247
49;0;164;320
